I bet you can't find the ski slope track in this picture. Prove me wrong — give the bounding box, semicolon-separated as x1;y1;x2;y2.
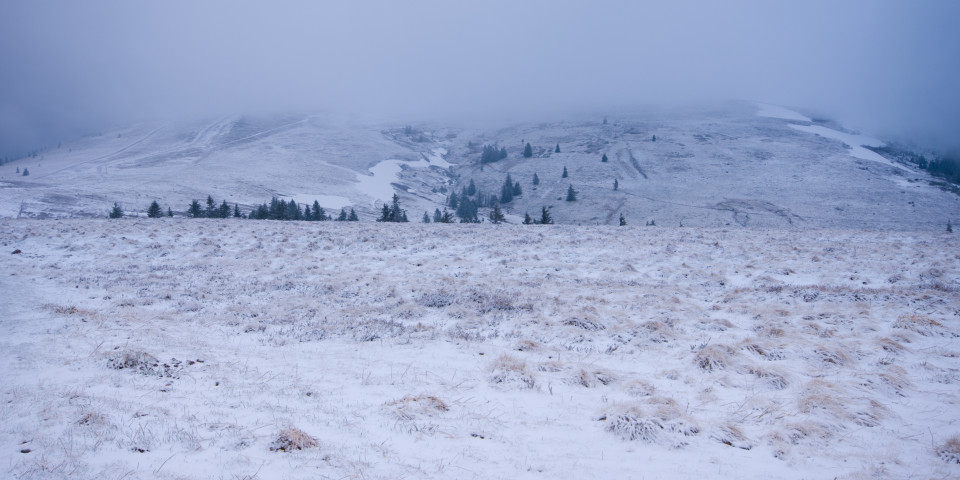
1;102;958;229
1;219;958;479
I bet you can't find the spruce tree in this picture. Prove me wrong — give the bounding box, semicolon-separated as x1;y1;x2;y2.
313;201;326;221
109;202;124;219
532;173;540;185
167;207;173;217
422;211;431;223
348;208;359;221
652;135;656;142
22;168;29;176
378;204;391;222
147;200;162;218
433;208;443;223
206;195;216;217
601;153;608;162
233;203;241;218
539;206;553;225
513;181;522;196
523;212;533;225
562;166;568;178
303;204;314;221
500;174;514;203
619;213;627;226
614;179;619;190
555;144;560;153
189;200;203;218
219;200;231;219
489;204;505;224
566;185;577;201
523;143;533;158
466;179;477;196
337;208;348;221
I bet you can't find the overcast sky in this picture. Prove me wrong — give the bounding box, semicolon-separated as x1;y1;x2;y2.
1;0;958;157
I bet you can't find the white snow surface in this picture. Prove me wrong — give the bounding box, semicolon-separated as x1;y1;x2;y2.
754;103;812;122
2;219;959;479
789;124;904;169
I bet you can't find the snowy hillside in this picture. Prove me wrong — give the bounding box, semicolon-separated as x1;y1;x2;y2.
2;219;959;479
2;102;958;229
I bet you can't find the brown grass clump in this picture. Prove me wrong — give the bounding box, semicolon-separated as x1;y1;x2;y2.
892;314;947;337
695;344;737;372
489;354;536;389
269;428;318;452
938;435;960;464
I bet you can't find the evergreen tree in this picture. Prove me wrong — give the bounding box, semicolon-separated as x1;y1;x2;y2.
378;204;391;222
147;200;163;218
555;143;560;153
619;212;627;226
206;195;216;217
466;179;477;196
286;200;302;220
303;204;314;221
277;199;289;220
489;204;505;224
539;206;553;225
456;197;479;223
523;142;533;158
652;135;656;142
481;144;508;163
448;191;459;209
562;166;568;178
109;202;124;219
532;173;540;185
219;200;231;219
513;181;522;196
566;184;577;201
500;174;515;203
337;208;348;221
614;179;619;191
167;207;173;217
500;147;507;160
348;208;359;221
523;212;533;224
439;209;455;223
188;199;203;218
15;167;19;173
313;201;326;221
22;168;29;176
949;221;954;233
602;153;608;162
433;208;443;223
422;211;431;223
233;203;242;218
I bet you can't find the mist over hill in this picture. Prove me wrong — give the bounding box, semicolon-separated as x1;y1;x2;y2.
1;102;958;229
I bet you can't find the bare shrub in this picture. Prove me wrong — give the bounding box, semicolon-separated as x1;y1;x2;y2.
417;290;455;308
468;289;515;313
269;428;318;452
938;435;960;464
489;354;536;389
563;317;605;331
105;350;181;378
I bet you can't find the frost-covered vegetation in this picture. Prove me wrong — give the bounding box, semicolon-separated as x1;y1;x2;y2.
1;219;959;479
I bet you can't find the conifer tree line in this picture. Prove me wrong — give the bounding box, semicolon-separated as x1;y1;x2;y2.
112;195;360;221
480;144;508;164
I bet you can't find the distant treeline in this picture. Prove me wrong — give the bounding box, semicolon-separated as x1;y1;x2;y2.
867;145;960;185
182;195;359;221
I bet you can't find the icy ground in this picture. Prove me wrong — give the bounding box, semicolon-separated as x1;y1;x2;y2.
2;219;959;479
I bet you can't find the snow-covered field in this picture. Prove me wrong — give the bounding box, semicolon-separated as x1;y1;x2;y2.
2;219;959;479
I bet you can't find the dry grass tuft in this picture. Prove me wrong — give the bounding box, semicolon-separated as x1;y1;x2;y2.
489;354;537;389
574;369;615;388
694;344;737;372
711;424;752;450
604;402;699;447
938;435;960;464
269;428;318;452
892;314;947;337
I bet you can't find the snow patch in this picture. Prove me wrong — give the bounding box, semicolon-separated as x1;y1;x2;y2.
789;124;905;170
755;103;811;122
355;149;452;203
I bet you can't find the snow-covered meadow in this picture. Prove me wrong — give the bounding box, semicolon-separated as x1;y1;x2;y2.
2;219;959;479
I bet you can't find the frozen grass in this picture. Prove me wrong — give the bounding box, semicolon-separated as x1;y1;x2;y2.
0;219;959;479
